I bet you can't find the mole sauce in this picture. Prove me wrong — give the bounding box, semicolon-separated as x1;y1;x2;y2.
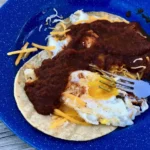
25;20;150;115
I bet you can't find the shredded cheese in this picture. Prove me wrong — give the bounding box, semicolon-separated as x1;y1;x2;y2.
62;93;86;107
7;48;37;56
50;29;70;36
45;35;51;41
124;71;137;79
59;104;85;121
133;58;143;63
50;118;67;129
49;21;69;37
32;43;55;51
139;71;144;79
54;109;89;126
53;8;63;19
131;66;146;70
52;19;70;24
46;8;63;24
146;56;150;62
48;27;56;30
59;22;67;30
15;42;29;66
39;24;43;32
136;72;140;80
110;65;138;79
22;51;31;60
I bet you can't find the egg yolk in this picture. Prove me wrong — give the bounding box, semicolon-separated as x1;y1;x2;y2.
88;76;118;100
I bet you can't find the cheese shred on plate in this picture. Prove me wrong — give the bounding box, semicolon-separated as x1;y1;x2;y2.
22;51;31;60
15;42;29;66
7;48;38;56
8;42;55;65
136;72;141;80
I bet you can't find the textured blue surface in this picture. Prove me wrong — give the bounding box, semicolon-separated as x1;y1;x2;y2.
0;0;150;150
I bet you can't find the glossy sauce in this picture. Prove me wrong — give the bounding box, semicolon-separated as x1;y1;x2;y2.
25;20;150;115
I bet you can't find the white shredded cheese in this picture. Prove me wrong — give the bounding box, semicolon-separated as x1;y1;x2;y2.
45;35;51;41
131;66;146;69
53;8;63;19
133;58;143;63
52;19;70;24
39;24;43;32
46;8;63;24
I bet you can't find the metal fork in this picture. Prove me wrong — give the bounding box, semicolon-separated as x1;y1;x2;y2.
89;64;150;98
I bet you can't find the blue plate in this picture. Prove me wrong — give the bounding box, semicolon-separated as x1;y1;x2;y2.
0;0;150;149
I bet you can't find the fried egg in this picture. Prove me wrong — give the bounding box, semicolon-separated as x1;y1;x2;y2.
70;10;90;24
47;10;100;57
62;70;149;127
47;35;70;58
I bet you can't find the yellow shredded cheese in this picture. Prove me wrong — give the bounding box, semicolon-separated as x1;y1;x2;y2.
32;43;55;51
110;65;138;79
50;118;67;129
59;105;84;121
50;29;71;36
50;22;70;37
60;104;80;117
7;48;37;56
15;42;29;66
136;72;140;80
60;104;92;118
146;56;150;62
22;51;31;60
62;93;86;107
59;22;67;30
124;71;137;79
54;109;89;126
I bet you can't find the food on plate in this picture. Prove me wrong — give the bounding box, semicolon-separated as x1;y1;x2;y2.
9;10;150;141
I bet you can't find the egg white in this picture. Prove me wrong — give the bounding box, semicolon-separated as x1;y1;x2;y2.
47;35;70;58
62;70;149;127
69;10;90;24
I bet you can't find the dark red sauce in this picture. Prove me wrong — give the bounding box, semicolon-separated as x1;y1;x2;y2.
25;20;150;115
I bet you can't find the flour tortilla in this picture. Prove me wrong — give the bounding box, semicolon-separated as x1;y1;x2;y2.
14;11;128;141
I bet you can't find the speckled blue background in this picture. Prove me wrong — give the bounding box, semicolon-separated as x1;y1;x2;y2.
0;0;150;150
